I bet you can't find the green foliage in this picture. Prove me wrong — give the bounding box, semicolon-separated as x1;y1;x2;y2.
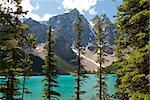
129;92;150;100
114;0;150;99
54;55;75;74
0;0;34;99
90;95;97;100
21;53;32;100
74;15;88;100
42;26;60;100
101;65;116;74
27;33;36;48
29;53;73;75
94;16;111;100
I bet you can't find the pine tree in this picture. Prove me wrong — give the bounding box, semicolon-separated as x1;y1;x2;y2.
94;16;110;100
21;33;35;100
21;53;32;100
114;0;150;99
74;15;87;100
42;26;60;100
0;0;34;99
0;23;33;100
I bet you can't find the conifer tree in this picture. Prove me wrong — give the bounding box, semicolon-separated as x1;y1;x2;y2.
0;0;34;99
74;15;87;100
21;53;32;100
113;32;128;99
94;16;110;100
42;26;60;100
114;0;150;99
21;33;35;100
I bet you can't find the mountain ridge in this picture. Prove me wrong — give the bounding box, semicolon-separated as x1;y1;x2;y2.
23;9;116;74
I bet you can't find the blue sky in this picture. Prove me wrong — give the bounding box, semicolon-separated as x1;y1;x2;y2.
21;0;122;22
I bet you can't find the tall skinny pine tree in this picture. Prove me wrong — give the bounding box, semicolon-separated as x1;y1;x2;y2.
74;15;87;100
94;16;110;100
42;26;60;100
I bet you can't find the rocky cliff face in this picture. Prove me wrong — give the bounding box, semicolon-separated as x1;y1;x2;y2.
89;14;117;54
24;18;48;43
24;9;95;62
24;9;116;64
48;9;95;45
48;9;95;62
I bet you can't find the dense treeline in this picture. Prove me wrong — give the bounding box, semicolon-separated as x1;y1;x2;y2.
114;0;150;99
0;0;35;99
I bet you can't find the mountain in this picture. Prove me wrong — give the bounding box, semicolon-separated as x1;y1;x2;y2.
48;9;95;62
89;14;117;54
24;18;48;43
24;9;95;62
30;43;75;75
23;9;116;74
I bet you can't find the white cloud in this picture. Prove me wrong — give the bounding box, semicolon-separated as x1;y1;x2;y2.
40;13;56;21
62;0;98;14
27;13;56;21
21;0;34;14
20;0;55;21
28;13;41;21
89;7;97;15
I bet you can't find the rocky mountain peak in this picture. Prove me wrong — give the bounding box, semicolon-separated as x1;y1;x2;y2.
100;14;110;24
24;9;116;62
24;18;42;27
89;14;117;54
90;14;110;26
47;9;95;61
69;8;79;15
24;18;48;43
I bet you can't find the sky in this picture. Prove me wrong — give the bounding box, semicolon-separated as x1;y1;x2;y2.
20;0;122;22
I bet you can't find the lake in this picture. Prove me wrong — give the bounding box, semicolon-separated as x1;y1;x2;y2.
0;74;117;100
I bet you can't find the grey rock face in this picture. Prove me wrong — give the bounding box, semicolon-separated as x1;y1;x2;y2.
33;9;93;62
47;9;95;62
24;18;48;43
90;14;117;54
23;9;115;62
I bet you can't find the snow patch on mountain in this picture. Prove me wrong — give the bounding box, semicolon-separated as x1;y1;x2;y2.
71;41;99;67
88;21;96;37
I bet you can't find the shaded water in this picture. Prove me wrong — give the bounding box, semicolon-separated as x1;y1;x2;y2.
0;74;117;100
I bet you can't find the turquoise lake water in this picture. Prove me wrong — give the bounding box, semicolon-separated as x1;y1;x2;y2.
0;74;117;100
